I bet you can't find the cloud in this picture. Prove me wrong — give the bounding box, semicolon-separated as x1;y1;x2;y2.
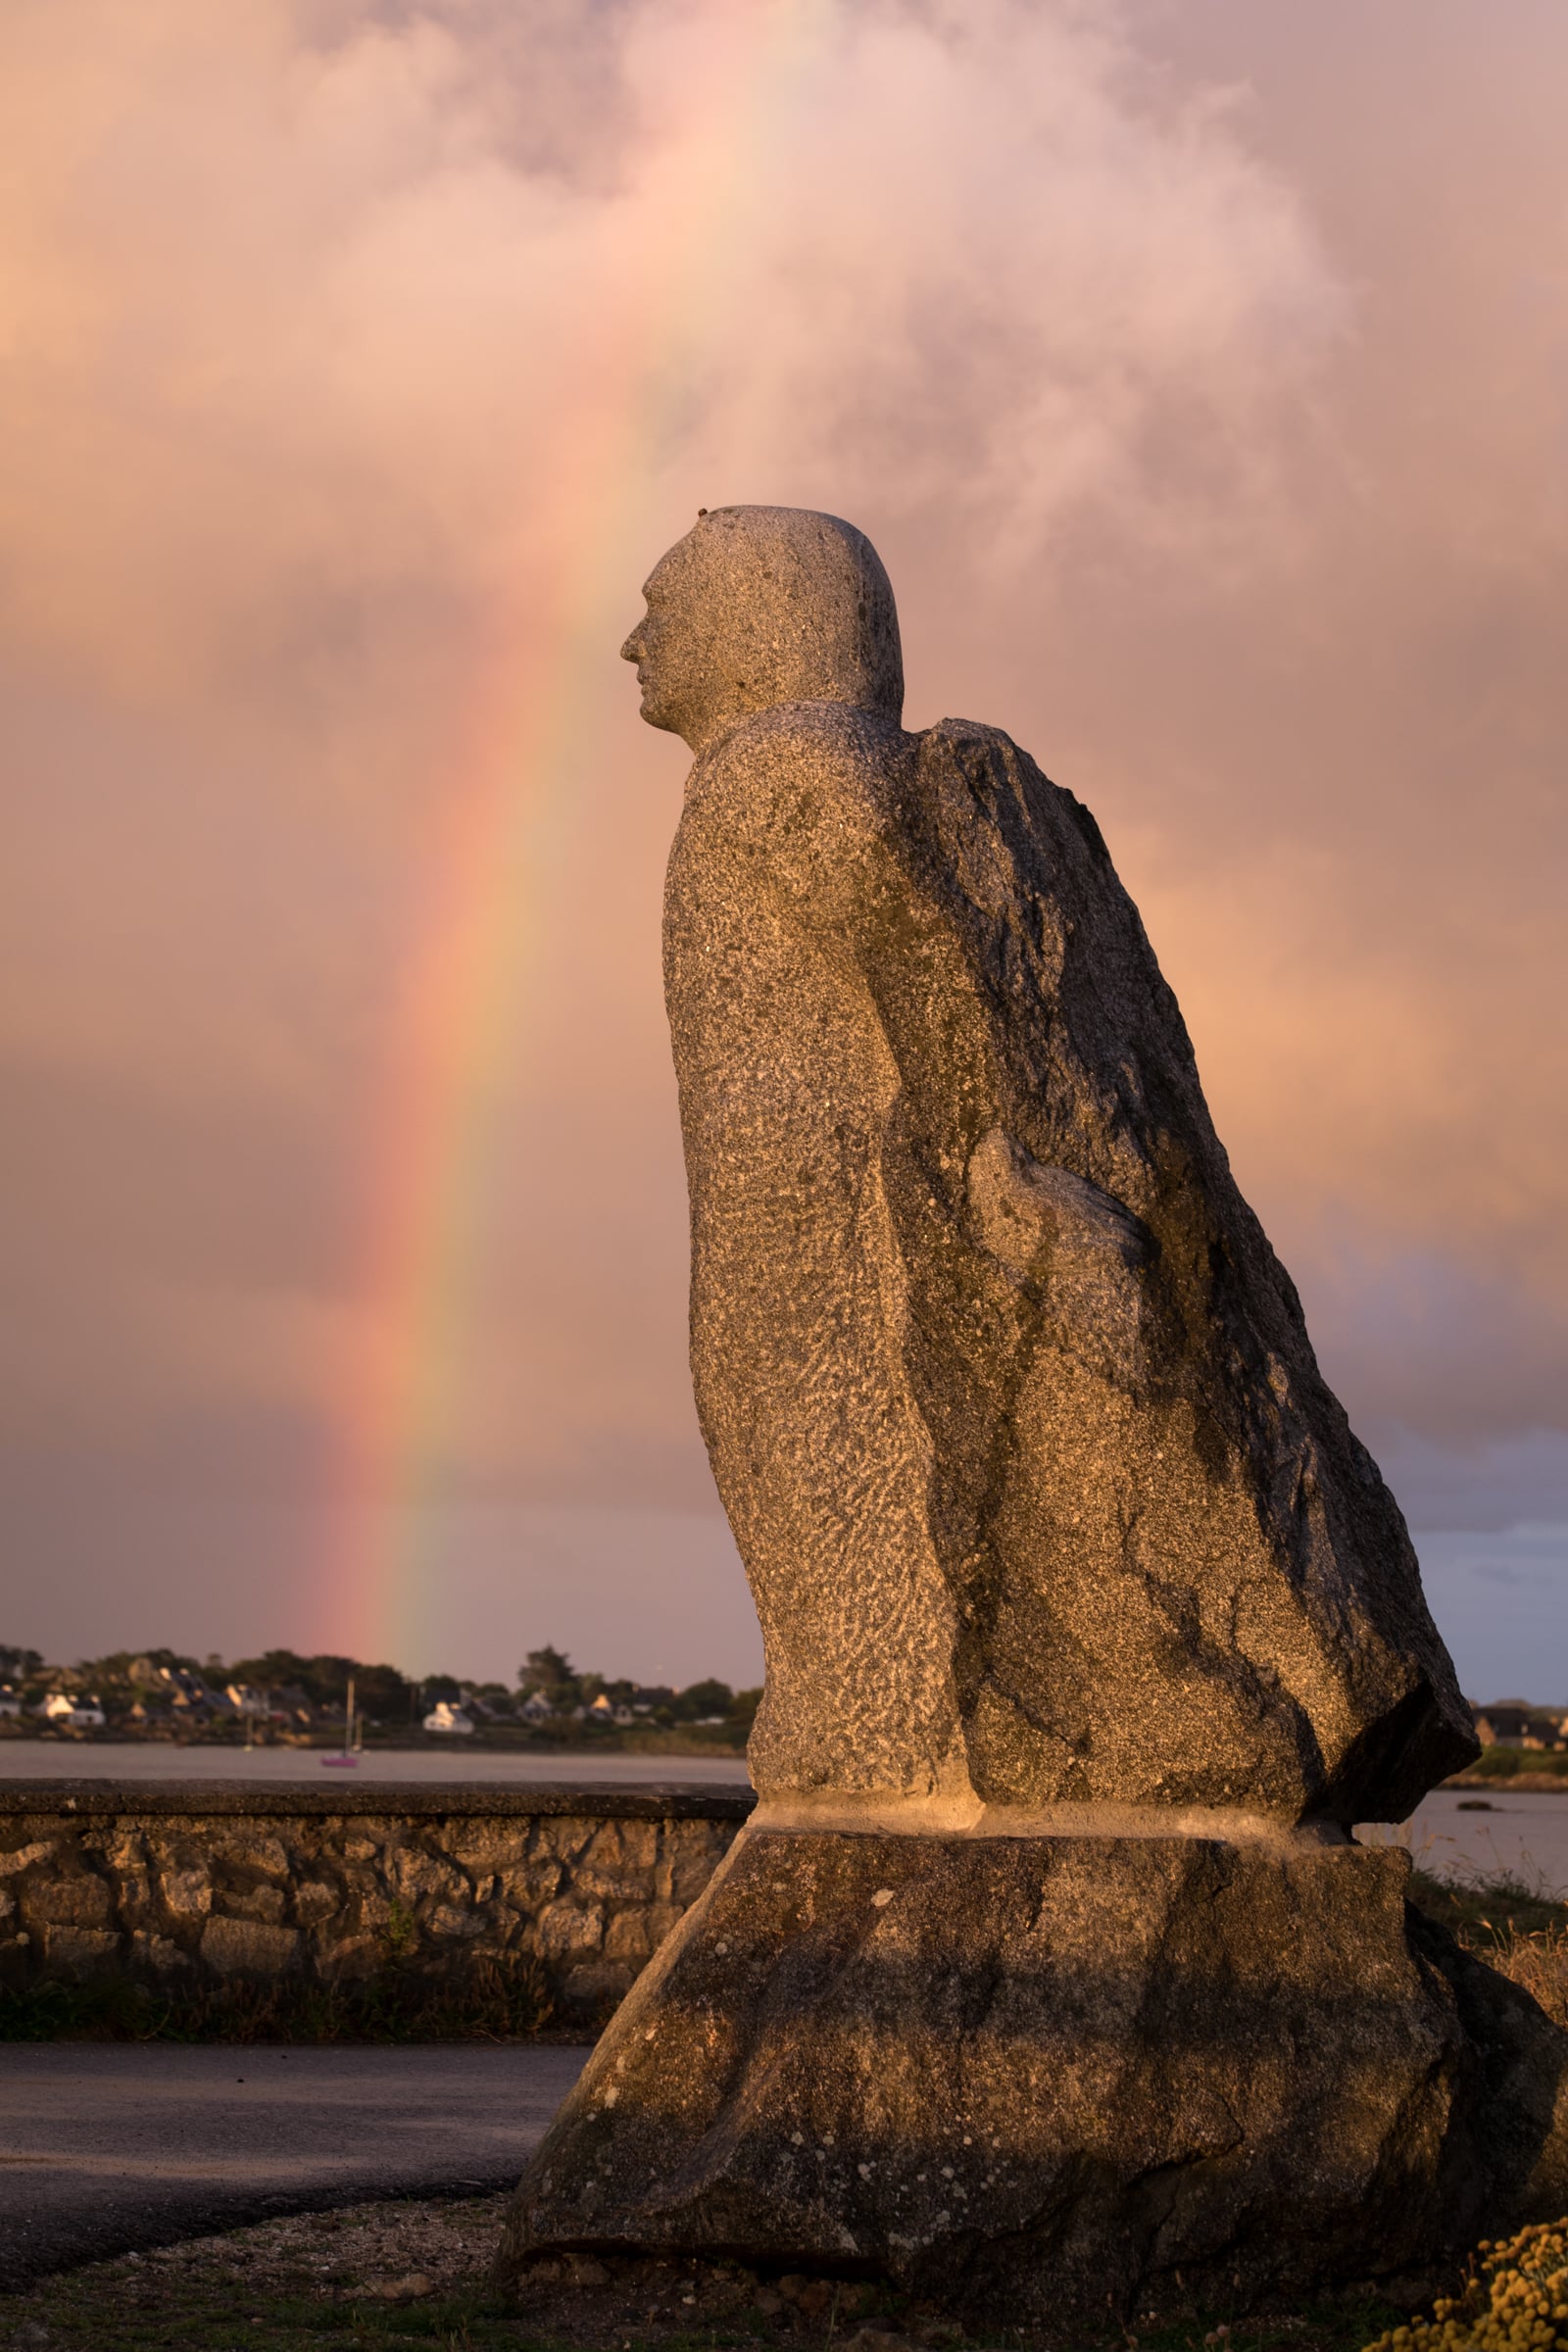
0;1;1340;700
0;0;1564;1671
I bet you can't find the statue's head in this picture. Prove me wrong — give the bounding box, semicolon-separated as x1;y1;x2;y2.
620;505;904;753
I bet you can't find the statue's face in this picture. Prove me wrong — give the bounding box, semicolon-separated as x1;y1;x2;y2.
620;506;904;751
619;538;717;752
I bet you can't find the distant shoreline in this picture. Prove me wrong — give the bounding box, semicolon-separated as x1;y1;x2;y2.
1444;1770;1568;1794
0;1725;746;1759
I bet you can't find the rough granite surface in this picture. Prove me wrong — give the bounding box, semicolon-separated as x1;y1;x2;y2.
630;504;1475;1824
498;1826;1568;2325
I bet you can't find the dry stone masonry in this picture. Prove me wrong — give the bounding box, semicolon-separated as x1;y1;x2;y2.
498;508;1568;2328
0;1782;749;2015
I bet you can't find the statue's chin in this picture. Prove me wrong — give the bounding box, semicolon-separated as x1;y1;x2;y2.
637;691;689;740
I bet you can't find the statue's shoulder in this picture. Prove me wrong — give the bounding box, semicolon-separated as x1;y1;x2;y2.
686;699;906;842
672;701;908;925
699;698;903;782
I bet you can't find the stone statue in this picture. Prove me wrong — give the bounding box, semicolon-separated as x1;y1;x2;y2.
627;504;1472;1826
498;510;1565;2330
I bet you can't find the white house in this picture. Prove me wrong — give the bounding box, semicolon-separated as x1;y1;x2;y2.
422;1700;474;1735
40;1690;105;1728
585;1692;636;1727
518;1691;557;1724
0;1686;22;1718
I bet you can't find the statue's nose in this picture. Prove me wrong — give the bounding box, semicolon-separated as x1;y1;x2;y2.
620;630;643;663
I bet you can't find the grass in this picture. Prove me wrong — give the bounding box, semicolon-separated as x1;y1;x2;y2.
0;1949;559;2044
0;2190;1409;2352
0;2193;549;2352
1451;1746;1568;1783
1407;1866;1568;2029
1095;2297;1404;2352
1407;1864;1568;1941
2;2275;530;2352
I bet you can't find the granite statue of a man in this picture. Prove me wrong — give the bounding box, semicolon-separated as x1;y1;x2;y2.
499;510;1565;2328
630;503;1470;1826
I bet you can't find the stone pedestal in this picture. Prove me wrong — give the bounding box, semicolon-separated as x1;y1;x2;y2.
498;1826;1568;2327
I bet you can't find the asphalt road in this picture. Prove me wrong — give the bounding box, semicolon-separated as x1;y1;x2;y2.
0;2041;588;2287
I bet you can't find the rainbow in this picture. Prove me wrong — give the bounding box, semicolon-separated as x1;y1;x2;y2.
316;0;833;1664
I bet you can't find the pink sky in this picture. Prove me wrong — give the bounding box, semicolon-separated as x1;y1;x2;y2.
2;0;1565;1694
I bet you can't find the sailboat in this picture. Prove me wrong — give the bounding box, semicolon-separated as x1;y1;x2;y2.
321;1675;360;1768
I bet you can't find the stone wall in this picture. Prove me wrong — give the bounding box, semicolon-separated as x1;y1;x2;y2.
0;1782;753;2017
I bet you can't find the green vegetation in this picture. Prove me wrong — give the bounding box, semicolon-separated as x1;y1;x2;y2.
0;2195;546;2352
1409;1864;1568;1944
1;2281;533;2352
1408;1867;1568;2031
0;1633;761;1748
1463;1743;1568;1781
230;1650;416;1722
0;2188;1408;2352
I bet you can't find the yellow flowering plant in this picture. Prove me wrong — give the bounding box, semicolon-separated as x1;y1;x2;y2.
1364;2224;1568;2352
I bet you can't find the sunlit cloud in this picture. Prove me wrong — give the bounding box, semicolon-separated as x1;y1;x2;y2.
1;0;1564;1679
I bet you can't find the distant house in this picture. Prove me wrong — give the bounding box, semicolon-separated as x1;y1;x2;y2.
587;1693;635;1727
518;1691;556;1724
0;1686;21;1719
423;1700;474;1735
138;1665;217;1717
1473;1702;1564;1750
40;1690;105;1729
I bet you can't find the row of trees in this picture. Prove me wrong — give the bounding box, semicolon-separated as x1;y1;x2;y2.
514;1645;746;1724
0;1641;760;1733
1;1644;409;1719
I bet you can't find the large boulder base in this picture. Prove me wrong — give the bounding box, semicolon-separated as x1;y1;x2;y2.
498;1828;1568;2328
